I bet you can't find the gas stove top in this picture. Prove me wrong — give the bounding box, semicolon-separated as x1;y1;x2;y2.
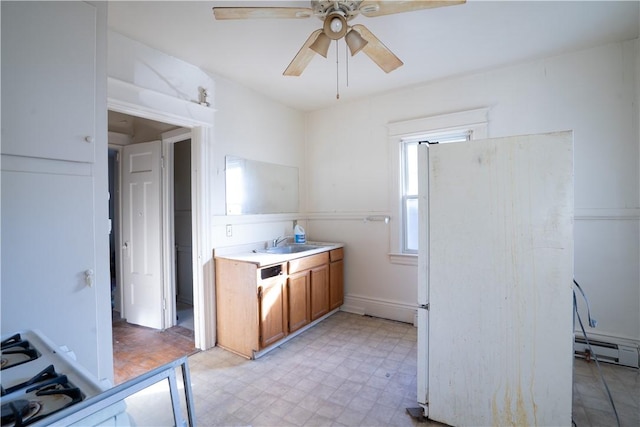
1;334;40;371
0;330;126;427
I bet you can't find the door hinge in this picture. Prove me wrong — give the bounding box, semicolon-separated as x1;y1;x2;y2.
418;303;429;310
162;298;166;311
161;156;165;169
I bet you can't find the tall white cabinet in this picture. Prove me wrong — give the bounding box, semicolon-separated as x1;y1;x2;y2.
1;1;111;381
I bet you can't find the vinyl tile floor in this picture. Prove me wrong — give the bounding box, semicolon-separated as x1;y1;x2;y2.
116;311;640;426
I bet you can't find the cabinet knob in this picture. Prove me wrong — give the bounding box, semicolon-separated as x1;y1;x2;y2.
84;136;94;143
85;269;94;287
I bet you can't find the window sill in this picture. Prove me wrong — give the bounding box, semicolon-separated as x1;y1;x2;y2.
388;253;418;266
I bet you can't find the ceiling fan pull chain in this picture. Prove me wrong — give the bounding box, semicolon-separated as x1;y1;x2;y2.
346;39;349;88
336;40;340;100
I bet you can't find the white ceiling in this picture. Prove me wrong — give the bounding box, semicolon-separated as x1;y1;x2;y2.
107;1;639;112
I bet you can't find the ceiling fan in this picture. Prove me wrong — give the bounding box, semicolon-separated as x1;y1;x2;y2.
213;1;466;76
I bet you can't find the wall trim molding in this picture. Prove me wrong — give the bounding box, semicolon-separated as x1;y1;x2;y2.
342;294;416;325
388;253;418;266
107;77;215;128
304;209;640;222
575;208;640;220
386;107;490;137
306;212;392;222
211;212;302;226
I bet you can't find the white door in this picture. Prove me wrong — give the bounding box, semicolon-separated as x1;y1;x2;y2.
417;132;574;426
122;141;164;329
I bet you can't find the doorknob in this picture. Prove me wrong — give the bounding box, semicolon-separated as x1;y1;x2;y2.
122;241;130;258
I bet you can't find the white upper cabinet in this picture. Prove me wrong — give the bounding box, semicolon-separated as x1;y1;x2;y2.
1;1;97;162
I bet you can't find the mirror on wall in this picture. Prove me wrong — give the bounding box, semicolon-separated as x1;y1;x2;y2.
225;156;299;215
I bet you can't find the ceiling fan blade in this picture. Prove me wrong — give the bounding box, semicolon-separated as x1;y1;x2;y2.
359;0;465;17
283;29;323;76
213;7;313;20
352;24;403;73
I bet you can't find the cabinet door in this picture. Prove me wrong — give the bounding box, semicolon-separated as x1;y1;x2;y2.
259;280;286;348
287;271;310;332
2;1;97;162
330;259;344;310
310;264;329;321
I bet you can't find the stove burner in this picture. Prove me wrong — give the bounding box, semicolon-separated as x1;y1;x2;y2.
0;336;40;371
2;365;61;396
1;377;83;427
1;399;40;427
1;334;24;349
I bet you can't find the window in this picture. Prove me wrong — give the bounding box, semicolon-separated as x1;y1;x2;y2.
387;108;488;264
401;132;471;253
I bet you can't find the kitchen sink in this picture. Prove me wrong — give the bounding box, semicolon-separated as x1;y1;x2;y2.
256;244;324;254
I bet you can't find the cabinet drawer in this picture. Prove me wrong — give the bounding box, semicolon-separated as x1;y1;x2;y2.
288;252;329;274
329;248;343;262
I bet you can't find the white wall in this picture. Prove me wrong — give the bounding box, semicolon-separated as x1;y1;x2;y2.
306;40;640;344
209;73;307;250
108;31;214;111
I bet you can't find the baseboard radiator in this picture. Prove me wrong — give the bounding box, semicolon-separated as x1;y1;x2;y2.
574;336;639;368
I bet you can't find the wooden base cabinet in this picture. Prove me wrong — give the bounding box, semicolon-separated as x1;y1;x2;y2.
288;252;329;329
215;259;287;358
287;271;310;333
309;264;329;321
259;275;287;348
329;248;344;310
216;247;342;359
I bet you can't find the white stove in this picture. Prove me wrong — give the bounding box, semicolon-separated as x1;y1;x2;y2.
1;330;129;426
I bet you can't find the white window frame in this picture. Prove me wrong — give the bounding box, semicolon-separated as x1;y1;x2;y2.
387;108;489;265
401;131;471;255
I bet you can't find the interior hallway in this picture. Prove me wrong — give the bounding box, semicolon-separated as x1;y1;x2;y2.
112;309;197;384
114;311;639;426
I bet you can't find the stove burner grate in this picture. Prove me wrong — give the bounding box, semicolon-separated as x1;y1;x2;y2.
0;335;40;371
1;377;83;427
1;365;62;397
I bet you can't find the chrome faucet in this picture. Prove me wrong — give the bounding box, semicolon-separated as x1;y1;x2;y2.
272;235;291;247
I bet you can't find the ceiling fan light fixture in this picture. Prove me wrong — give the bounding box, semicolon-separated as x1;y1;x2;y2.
345;29;368;56
330;17;343;33
323;12;347;39
309;32;331;57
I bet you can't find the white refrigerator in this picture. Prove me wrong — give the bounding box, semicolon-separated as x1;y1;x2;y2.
416;131;574;426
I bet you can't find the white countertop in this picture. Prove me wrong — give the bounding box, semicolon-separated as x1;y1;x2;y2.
214;241;344;267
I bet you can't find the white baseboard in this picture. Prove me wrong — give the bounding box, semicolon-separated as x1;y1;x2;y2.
574;332;639;368
574;330;640;349
342;294;416;325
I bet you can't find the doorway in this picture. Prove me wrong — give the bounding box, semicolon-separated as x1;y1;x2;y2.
173;138;194;330
108;111;197;378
